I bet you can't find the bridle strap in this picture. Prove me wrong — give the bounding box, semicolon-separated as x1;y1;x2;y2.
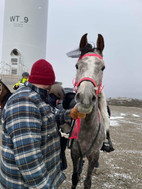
79;53;103;61
73;53;104;94
76;77;98;88
74;77;104;96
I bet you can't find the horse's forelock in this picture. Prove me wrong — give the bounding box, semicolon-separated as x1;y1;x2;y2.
80;43;95;57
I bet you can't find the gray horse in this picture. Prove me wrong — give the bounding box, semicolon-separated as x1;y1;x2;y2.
70;33;106;189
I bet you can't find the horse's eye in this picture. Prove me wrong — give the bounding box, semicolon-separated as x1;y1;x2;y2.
101;66;105;71
75;64;78;69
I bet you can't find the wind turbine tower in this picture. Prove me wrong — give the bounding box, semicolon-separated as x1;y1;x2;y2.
1;0;48;83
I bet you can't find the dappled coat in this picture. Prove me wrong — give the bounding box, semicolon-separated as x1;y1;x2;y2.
0;81;71;189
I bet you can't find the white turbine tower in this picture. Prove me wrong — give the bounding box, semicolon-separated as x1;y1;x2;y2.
1;0;48;81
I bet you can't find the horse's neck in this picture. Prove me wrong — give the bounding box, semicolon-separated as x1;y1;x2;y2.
79;100;100;143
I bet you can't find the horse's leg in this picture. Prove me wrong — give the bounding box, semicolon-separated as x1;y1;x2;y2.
84;151;100;189
106;130;114;151
71;152;80;189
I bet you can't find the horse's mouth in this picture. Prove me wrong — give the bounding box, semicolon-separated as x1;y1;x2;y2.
76;103;93;114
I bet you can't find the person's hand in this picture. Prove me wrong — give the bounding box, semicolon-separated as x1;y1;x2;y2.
69;106;86;119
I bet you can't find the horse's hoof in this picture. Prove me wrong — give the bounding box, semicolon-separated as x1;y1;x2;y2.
71;186;76;189
101;143;115;153
107;146;115;152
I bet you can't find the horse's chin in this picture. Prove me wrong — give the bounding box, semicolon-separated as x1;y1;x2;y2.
76;103;93;114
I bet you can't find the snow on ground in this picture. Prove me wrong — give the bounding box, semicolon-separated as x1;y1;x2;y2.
132;114;140;117
110;108;141;128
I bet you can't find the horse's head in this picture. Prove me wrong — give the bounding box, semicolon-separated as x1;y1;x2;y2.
0;80;12;110
75;33;105;114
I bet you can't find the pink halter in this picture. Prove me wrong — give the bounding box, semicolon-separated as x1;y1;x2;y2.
78;53;103;61
73;54;104;95
70;54;104;141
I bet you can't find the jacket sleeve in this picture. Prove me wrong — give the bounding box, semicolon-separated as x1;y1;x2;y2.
7;98;52;189
55;109;72;127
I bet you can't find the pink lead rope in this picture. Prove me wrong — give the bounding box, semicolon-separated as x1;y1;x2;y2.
69;118;80;140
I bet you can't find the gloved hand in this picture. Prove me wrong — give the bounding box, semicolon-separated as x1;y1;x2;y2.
69;106;86;119
13;85;19;90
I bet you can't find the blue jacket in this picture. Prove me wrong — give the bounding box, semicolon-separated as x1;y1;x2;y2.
0;81;71;189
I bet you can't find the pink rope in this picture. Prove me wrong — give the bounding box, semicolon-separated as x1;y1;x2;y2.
69;118;80;140
69;113;101;140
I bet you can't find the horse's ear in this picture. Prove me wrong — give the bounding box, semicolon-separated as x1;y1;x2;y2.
97;34;104;54
79;33;88;49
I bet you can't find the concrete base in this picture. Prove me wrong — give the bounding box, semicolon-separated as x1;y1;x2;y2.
0;74;20;92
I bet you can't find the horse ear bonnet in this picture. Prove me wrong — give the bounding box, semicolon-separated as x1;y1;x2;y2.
66;48;81;58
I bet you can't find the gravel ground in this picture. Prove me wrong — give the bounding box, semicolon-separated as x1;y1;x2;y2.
0;105;142;189
59;106;142;189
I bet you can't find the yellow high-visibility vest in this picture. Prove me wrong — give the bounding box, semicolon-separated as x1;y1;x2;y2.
13;78;28;89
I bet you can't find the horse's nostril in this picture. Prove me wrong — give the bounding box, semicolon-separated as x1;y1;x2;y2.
76;93;80;102
92;95;96;102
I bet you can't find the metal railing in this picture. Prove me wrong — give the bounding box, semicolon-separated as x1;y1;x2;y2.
0;60;28;80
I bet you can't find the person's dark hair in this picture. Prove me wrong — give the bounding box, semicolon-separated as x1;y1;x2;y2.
22;72;29;78
63;93;76;109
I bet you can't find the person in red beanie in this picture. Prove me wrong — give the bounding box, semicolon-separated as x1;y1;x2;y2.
0;59;86;189
28;59;55;86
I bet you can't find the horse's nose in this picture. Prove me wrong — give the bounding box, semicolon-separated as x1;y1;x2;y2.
75;92;81;103
76;92;96;105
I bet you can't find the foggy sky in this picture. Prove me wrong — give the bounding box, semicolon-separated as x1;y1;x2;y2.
0;0;142;99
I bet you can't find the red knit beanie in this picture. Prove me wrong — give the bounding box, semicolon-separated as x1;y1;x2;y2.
29;59;55;85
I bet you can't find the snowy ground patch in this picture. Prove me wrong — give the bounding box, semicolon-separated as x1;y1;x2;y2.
110;116;124;120
110;116;124;127
132;114;140;117
120;113;126;116
110;120;119;126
